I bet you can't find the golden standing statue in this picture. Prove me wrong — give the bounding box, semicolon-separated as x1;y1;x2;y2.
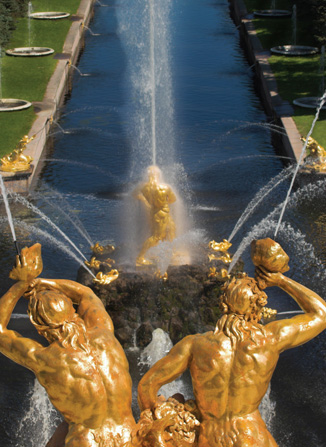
133;166;177;266
138;238;326;447
0;244;135;447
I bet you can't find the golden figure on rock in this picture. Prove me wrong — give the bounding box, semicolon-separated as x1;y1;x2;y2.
85;256;101;270
302;136;326;172
94;269;119;285
91;242;115;256
0;244;135;447
138;238;326;447
0;134;35;172
133;166;177;266
132;397;200;447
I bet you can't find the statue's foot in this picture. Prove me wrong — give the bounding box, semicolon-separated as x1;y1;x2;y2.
136;257;153;266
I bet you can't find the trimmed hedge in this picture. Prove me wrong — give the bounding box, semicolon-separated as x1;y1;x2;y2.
0;0;28;46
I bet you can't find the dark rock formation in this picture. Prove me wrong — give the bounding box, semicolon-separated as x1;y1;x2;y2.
78;255;243;348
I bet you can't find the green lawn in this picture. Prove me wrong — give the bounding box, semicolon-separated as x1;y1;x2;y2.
243;0;326;148
0;0;81;157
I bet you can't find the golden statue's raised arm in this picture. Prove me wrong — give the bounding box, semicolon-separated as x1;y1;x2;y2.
27;277;114;332
256;266;326;352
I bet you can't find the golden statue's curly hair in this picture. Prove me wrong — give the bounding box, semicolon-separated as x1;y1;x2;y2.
215;276;268;345
28;289;90;353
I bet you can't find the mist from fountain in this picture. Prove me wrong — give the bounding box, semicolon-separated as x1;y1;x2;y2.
16;379;61;447
28;2;33;47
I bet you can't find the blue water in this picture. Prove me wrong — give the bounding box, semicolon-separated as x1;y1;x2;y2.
1;0;326;446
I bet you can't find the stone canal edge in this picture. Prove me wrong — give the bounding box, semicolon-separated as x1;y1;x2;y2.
3;0;302;193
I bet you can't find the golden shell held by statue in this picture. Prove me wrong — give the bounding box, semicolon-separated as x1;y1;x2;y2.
251;238;290;273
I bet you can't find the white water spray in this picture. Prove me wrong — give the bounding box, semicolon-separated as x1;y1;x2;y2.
149;0;156;164
16;378;61;447
0;175;20;256
274;90;326;238
10;192;88;262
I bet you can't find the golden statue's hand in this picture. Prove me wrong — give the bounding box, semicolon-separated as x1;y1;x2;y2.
24;278;56;299
255;265;285;289
9;244;43;282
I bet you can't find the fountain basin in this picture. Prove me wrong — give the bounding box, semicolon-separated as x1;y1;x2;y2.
271;45;319;56
0;99;32;112
293;97;326;110
30;12;70;20
6;47;54;57
253;10;292;18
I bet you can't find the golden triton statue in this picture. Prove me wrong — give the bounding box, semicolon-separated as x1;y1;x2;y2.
302;136;326;171
133;166;177;266
138;238;326;447
0;244;135;447
0;134;35;172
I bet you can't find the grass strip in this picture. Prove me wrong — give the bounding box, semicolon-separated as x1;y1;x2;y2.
0;0;81;158
243;0;326;148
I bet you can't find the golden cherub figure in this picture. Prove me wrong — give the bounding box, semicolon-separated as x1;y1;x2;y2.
91;242;115;256
84;257;101;270
133;166;176;266
209;239;232;253
208;267;230;281
0;134;35;172
93;269;119;285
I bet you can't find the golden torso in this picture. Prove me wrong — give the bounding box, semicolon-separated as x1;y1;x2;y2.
189;329;279;446
142;183;173;214
35;327;134;433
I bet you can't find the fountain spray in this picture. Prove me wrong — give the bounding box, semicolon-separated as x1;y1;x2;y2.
274;90;326;238
0;175;20;259
149;0;156;165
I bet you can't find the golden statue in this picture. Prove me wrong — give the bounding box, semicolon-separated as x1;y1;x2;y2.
138;238;326;447
85;256;102;270
132;397;200;447
0;244;135;447
302;136;326;171
91;242;115;255
0;134;34;172
93;269;119;285
208;266;230;282
209;239;232;253
133;166;177;266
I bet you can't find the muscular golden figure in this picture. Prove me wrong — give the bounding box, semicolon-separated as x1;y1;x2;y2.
0;244;135;447
133;165;177;266
138;245;326;446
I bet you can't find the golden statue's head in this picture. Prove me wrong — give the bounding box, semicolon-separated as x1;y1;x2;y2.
147;165;161;183
28;290;88;350
220;276;267;322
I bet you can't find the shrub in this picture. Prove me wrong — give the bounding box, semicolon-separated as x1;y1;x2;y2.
0;0;28;47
